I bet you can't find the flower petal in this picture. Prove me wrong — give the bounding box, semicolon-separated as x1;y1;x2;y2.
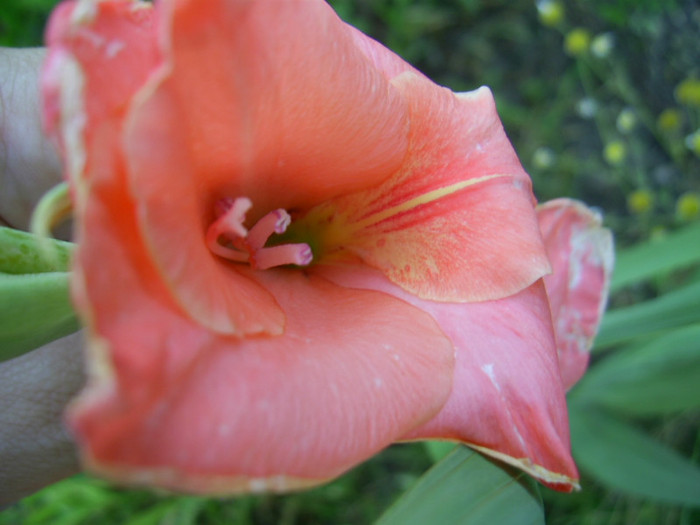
42;0;159;187
537;199;614;389
309;75;550;303
346;25;422;81
122;0;411;335
123;87;286;336
319;265;579;491
69;177;454;493
43;0;285;336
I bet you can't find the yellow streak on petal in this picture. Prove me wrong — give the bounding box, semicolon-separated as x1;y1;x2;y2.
349;174;509;232
299;173;513;264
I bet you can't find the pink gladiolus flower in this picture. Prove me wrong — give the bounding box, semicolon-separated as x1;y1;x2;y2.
42;0;613;494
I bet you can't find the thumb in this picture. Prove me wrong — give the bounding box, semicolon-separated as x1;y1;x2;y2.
0;47;63;231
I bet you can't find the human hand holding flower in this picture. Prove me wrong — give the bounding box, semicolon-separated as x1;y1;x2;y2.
0;48;63;231
0;47;84;507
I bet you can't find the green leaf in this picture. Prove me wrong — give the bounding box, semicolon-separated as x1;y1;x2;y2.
424;440;457;462
376;446;544;525
0;272;80;362
569;407;700;506
612;222;700;291
571;324;700;415
0;226;73;274
595;280;700;348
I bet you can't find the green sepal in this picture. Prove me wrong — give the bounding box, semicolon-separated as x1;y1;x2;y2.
30;181;72;239
0;271;80;362
0;226;73;274
0;224;78;362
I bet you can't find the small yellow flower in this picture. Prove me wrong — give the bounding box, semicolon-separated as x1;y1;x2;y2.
616;108;636;133
576;97;598;119
536;0;564;27
604;141;626;166
590;33;614;58
565;28;591;56
685;130;700;156
657;108;682;132
676;78;700;107
627;189;654;214
676;192;700;221
532;147;556;169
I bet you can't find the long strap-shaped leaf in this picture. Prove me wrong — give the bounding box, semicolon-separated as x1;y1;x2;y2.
376;446;544;525
595;280;700;349
569;406;700;507
611;222;700;291
571;323;700;415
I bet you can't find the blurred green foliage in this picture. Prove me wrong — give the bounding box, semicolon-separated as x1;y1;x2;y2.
1;446;432;525
1;0;700;524
0;0;56;46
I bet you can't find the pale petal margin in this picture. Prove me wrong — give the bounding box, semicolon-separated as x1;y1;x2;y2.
538;198;614;389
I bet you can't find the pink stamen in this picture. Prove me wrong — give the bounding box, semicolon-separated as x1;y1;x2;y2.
252;244;313;270
206;197;251;262
206;197;313;270
247;209;292;250
220;197;252;238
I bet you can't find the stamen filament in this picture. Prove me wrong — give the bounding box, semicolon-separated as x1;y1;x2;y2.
207;197;313;270
252;244;313;270
207;243;250;262
247;209;291;250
